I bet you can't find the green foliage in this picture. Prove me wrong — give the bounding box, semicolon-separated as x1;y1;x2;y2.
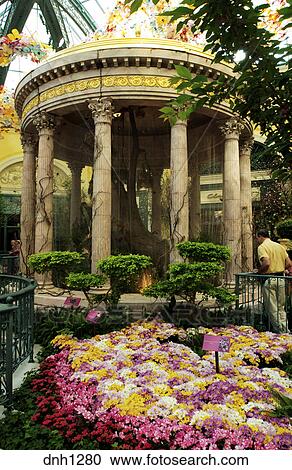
0;369;101;449
270;388;292;418
185;328;204;357
275;219;292;240
28;251;85;287
28;251;85;273
66;272;106;306
97;254;153;306
177;241;231;262
66;272;106;291
126;0;291;180
206;286;237;305
144;242;235;306
277;350;292;379
34;307;94;346
34;306;131;348
0;370;67;449
253;180;292;238
97;254;152;279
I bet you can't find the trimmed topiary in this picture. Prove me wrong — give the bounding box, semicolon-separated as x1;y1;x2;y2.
28;251;85;287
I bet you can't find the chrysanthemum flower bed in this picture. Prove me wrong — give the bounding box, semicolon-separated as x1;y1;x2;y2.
31;322;292;449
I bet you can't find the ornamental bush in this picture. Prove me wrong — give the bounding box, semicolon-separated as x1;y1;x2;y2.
66;273;106;307
28;251;85;287
176;241;231;263
96;254;153;306
143;241;234;309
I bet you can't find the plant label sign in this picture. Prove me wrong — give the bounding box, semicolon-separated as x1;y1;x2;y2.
64;297;81;308
86;309;105;324
202;335;230;353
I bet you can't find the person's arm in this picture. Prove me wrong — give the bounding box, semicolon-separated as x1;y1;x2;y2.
258;256;270;274
285;256;292;270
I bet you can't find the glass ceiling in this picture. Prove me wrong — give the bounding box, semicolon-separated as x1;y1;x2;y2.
2;0;117;89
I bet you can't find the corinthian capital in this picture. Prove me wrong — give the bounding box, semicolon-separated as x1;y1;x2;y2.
33;112;56;133
20;131;38;150
219;117;244;139
88;98;113;125
240;137;254;154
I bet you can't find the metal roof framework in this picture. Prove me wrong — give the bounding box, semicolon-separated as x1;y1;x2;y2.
0;0;98;84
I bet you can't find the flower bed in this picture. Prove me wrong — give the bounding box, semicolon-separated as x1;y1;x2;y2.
31;321;292;449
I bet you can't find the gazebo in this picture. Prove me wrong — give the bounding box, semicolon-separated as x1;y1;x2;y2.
14;6;254;282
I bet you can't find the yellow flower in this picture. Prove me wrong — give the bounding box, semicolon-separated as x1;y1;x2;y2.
104;398;120;408
118;393;149;416
108;383;124;391
154;384;173;396
156;16;169;27
7;29;21;41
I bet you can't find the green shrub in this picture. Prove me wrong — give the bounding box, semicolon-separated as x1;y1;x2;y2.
275;219;292;239
66;272;106;306
0;370;67;449
270;388;292;418
143;242;235;310
96;254;153;306
34;306;131;347
177;241;231;262
28;251;85;287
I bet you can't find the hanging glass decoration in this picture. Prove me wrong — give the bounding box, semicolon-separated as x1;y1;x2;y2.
0;86;19;138
0;29;52;67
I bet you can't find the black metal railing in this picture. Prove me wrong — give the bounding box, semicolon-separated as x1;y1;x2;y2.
235;273;292;333
0;274;37;406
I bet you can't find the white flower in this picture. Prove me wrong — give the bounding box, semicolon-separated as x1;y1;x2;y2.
157;396;178;408
242;402;274;412
190;410;211;425
246;418;276;435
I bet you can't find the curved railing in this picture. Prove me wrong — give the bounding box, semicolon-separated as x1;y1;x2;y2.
0;274;37;406
235;273;292;332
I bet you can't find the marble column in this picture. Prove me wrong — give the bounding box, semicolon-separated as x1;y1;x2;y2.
170;119;189;263
20;132;37;275
151;170;162;238
69;162;83;232
240;137;254;272
33;112;56;266
89;98;113;273
220;117;244;282
189;151;201;240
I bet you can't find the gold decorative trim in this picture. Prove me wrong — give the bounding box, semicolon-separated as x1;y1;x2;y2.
22;75;172;118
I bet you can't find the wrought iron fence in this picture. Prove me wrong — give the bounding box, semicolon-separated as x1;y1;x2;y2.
0;274;37;406
235;273;292;333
